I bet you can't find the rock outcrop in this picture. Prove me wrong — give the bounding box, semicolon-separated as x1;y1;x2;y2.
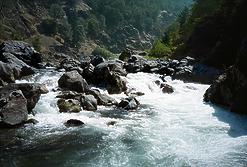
0;41;42;68
204;66;247;114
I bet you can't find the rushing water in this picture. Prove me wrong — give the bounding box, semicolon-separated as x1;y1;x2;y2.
1;69;247;167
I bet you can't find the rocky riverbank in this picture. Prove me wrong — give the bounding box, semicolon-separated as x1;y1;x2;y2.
0;40;246;129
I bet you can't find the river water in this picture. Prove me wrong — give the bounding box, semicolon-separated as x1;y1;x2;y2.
1;69;247;167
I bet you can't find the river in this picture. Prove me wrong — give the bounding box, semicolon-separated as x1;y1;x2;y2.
1;69;247;167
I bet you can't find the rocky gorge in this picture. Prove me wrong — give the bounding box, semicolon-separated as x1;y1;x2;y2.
0;40;247;166
0;40;246;127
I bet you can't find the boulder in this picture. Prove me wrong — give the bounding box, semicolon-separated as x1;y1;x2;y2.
94;61;127;77
160;83;174;94
0;41;42;68
106;73;127;94
118;97;140;110
0;53;35;83
59;58;81;71
2;83;49;113
82;63;95;84
0;90;28;126
119;48;132;62
64;119;85;127
90;55;105;66
57;99;81;113
58;70;89;93
124;63;140;73
204;66;247;114
88;89;118;106
56;91;81;100
80;95;97;111
157;66;175;76
94;61;127;94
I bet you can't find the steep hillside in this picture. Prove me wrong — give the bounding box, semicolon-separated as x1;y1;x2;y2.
0;0;193;57
156;0;247;113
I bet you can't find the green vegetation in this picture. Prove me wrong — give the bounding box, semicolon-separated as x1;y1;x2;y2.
149;0;225;59
149;40;172;59
92;46;117;60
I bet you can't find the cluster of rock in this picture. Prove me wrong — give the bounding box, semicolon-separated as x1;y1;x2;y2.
56;56;141;114
119;49;220;84
0;41;48;127
0;41;43;86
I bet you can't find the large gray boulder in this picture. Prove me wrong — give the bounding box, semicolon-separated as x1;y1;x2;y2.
0;53;35;83
94;61;127;94
0;40;42;68
0;90;28;126
2;83;49;113
58;70;89;93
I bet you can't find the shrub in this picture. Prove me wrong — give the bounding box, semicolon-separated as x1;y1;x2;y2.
149;39;172;58
92;46;117;60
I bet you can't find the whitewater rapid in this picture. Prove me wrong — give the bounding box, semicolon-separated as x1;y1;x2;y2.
2;69;247;167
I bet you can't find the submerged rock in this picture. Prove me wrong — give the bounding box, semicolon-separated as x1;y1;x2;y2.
107;121;117;126
0;90;28;126
64;119;85;127
118;97;140;110
57;99;81;113
88;89;117;106
160;83;174;94
80;95;97;111
58;70;89;93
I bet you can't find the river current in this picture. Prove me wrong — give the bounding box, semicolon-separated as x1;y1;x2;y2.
1;69;247;167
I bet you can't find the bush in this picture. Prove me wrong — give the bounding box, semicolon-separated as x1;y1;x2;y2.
149;39;172;58
92;46;117;60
